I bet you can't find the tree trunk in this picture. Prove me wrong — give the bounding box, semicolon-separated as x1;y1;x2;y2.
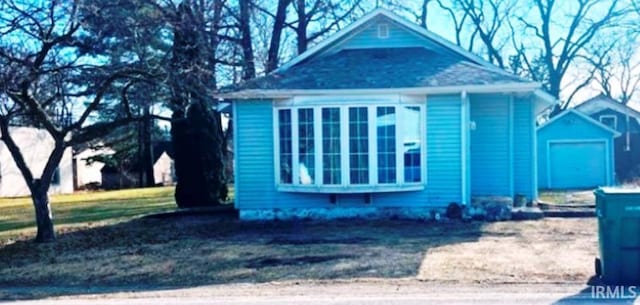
266;0;291;73
419;0;430;29
140;104;155;187
239;0;256;80
32;181;55;242
295;0;308;54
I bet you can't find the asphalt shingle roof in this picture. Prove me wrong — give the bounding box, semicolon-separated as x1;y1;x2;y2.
229;47;527;91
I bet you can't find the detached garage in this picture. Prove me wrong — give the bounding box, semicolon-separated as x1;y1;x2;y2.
538;109;620;189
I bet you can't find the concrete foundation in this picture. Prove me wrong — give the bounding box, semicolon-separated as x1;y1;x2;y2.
239;207;446;221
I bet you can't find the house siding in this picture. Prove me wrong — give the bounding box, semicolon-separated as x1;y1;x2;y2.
589;108;640;134
512;96;536;200
469;94;511;197
537;111;616;189
0;127;73;197
425;95;463;205
234;100;278;209
325;16;456;56
234;95;465;211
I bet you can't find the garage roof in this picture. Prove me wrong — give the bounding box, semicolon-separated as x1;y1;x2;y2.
538;109;622;137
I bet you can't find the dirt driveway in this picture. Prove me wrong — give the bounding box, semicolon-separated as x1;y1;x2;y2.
0;216;598;300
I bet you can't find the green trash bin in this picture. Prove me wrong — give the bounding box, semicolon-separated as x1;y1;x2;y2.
595;187;640;285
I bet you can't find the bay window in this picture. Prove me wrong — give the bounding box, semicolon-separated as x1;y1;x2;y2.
276;100;425;192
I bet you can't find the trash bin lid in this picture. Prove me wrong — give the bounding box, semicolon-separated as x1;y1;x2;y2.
595;187;640;195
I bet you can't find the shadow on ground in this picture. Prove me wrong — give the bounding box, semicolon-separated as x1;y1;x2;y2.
0;214;487;300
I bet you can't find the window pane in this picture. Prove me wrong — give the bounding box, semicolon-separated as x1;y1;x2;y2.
377;107;396;183
400;106;421;182
298;108;315;184
322;108;341;185
349;107;369;184
278;109;292;184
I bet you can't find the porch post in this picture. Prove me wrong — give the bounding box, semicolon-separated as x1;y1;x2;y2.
461;91;471;205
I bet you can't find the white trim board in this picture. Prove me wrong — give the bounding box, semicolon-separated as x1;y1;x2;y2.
272;101;426;192
219;83;542;99
599;114;618;130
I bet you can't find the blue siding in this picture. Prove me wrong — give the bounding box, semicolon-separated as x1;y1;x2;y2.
235;94;541;211
537;111;616;189
426;95;463;205
234;96;466;210
325;16;455;56
470;94;511;196
234;101;278;209
512;97;536;199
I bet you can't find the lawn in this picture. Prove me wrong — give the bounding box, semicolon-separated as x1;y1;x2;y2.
0;186;237;239
0;187;180;238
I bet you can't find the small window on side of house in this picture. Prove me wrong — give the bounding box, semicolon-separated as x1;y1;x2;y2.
377;23;389;39
599;115;617;130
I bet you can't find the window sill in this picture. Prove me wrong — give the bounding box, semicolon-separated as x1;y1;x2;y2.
276;184;425;194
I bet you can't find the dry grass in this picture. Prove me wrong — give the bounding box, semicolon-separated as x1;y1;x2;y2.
418;218;597;284
0;215;598;299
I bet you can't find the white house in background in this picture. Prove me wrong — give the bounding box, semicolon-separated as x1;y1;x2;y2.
153;151;175;186
0;127;74;197
74;146;114;189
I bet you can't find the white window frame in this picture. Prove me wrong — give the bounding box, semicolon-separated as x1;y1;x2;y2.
599;115;617;130
273;95;426;193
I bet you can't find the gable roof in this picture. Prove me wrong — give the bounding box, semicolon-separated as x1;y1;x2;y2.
575;93;640;124
537;109;622;137
220;9;547;99
232;47;526;91
277;8;500;73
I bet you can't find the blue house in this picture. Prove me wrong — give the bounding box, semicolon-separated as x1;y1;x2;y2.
575;94;640;181
221;9;553;220
537;109;620;190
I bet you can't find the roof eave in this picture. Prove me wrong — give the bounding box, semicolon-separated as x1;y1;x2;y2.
217;82;541;100
537;109;622;137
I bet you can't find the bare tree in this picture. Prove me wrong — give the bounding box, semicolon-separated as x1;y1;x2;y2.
378;0;433;29
290;0;365;54
449;0;516;69
591;37;640;104
239;0;256;79
265;0;292;73
434;0;475;50
0;0;148;242
515;0;630;109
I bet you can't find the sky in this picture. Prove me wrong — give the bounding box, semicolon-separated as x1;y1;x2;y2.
371;0;640;108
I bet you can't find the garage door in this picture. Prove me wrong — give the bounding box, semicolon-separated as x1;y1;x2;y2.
549;141;607;189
